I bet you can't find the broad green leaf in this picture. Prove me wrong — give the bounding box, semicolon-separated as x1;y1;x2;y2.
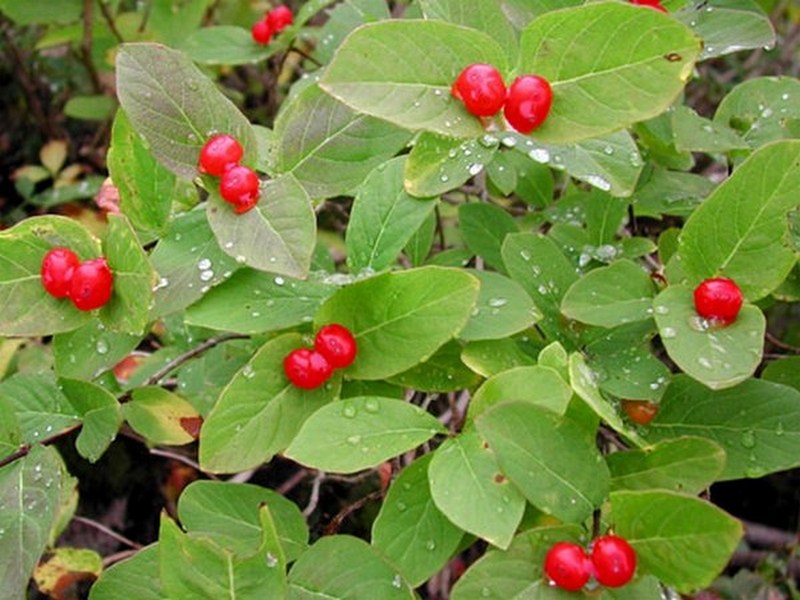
633;169;715;219
107;110;176;239
53;323;142;381
64;95;116;121
275;84;411;199
149;0;211;47
519;2;700;144
561;260;656;328
314;267;480;380
611;490;742;593
180;26;280;65
762;356;800;392
101;214;155;334
0;216;100;336
0;0;81;24
671;106;749;153
678;140;800;300
653;285;765;390
544;189;629;248
633;112;695;172
476;402;609;523
149;209;242;319
320;20;508;138
116;43;256;181
178;480;308;562
646;375;800;481
501;0;583;29
89;544;165;600
311;0;390;64
459;270;541;341
0;395;21;458
428;428;525;549
403;212;436;266
346;157;437;272
288;535;415;599
0;446;64;600
371;454;463;586
468;366;572;421
186;270;334;334
59;378;121;463
608;437;725;495
387;341;481;392
486;152;518;196
199;334;340;474
0;373;79;443
123;387;200;446
675;0;775;61
207;174;316;278
460;203;519;273
404;133;498;198
285;397;445;474
461;338;538;378
504;151;554;207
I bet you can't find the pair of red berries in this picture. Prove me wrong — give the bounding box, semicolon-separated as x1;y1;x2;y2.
41;248;114;311
283;324;357;389
693;277;743;325
544;535;637;591
630;0;667;12
251;5;293;45
451;64;553;134
198;135;260;214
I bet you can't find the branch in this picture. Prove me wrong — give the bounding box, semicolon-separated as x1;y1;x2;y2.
0;424;82;470
72;515;142;550
81;0;103;93
98;1;124;44
145;333;249;386
323;490;383;536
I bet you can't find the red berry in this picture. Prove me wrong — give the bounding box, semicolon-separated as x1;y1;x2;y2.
314;324;357;369
283;348;333;389
622;400;659;425
266;5;293;33
451;64;507;117
591;535;637;588
199;134;244;177
504;75;553;134
629;0;668;12
543;542;591;591
251;19;273;45
41;247;80;298
69;258;114;311
693;277;743;324
219;164;260;214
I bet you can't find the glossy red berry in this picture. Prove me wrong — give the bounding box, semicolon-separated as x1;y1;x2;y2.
629;0;668;12
251;19;273;45
622;400;659;425
504;75;553;134
199;134;244;177
41;247;80;298
283;348;333;389
591;535;637;588
693;277;743;324
543;542;591;591
69;258;114;311
267;5;293;33
219;164;260;214
451;64;507;117
314;324;357;369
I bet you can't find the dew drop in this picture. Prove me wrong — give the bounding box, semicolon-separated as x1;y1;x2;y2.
501;136;517;148
527;148;550;163
654;305;669;315
197;258;212;270
342;402;357;418
396;501;407;512
740;429;756;449
235;255;247;264
468;163;483;176
425;540;436;551
95;340;109;355
200;270;214;282
488;297;507;308
346;435;362;446
364;398;379;413
266;552;278;568
661;327;677;339
391;574;403;589
439;174;450;183
585;174;612;192
603;145;614;155
274;276;285;286
698;356;713;369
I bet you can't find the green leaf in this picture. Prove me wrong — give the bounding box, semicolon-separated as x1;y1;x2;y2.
519;2;700;144
460;203;520;273
59;378;121;463
762;356;800;392
608;437;725;495
207;174;316;278
677;140;800;300
476;401;610;523
116;43;256;180
0;0;81;24
387;341;481;393
653;285;765;390
149;0;211;47
285;397;445;474
403;212;436;266
561;260;656;328
123;387;200;446
428;427;525;549
346;157;438;272
371;454;463;586
461;338;538;378
0;216;101;336
320;20;508;138
459;270;541;341
633;169;715;219
404;133;497;198
0;373;79;443
89;544;165;600
671;105;749;153
178;480;308;562
180;26;279;65
53;323;142;381
0;446;64;599
314;267;480;380
64;95;116;121
311;0;390;65
468;366;572;422
186;270;334;334
199;334;340;474
646;375;800;481
288;535;415;599
275;84;411;199
611;490;742;593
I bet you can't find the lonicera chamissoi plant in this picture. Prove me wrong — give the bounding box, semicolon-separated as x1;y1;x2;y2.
0;0;798;598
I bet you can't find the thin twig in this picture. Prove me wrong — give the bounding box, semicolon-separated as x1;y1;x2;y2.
323;490;383;536
303;471;325;517
102;548;139;568
277;468;309;495
81;0;103;93
145;333;249;385
72;515;142;550
148;448;218;480
97;1;124;44
0;424;82;470
766;332;800;354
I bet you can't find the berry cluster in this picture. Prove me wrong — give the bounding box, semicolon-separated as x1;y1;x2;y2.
251;5;294;45
198;134;260;214
693;277;743;326
629;0;667;12
544;535;637;592
283;324;357;389
451;64;553;134
41;248;114;311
